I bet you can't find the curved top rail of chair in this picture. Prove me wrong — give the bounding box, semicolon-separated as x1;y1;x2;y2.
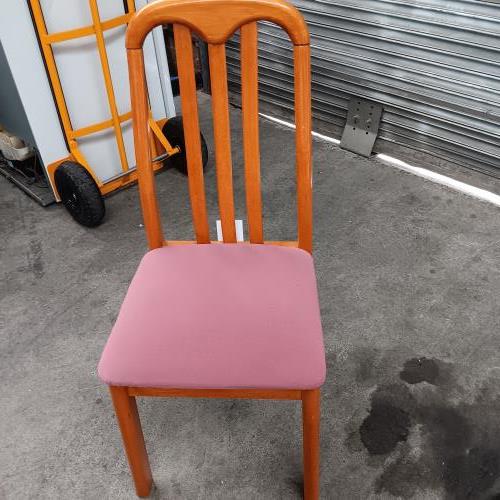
125;0;309;48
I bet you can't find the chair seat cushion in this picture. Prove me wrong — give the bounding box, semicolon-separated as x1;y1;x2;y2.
98;244;325;389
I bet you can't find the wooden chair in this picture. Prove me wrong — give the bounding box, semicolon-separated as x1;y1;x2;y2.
98;0;325;497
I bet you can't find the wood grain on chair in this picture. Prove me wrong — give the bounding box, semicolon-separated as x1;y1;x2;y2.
101;1;322;498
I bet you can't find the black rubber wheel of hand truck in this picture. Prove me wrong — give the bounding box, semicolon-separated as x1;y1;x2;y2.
162;116;209;174
54;161;105;227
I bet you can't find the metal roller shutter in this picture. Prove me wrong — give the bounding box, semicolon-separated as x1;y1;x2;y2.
226;0;500;177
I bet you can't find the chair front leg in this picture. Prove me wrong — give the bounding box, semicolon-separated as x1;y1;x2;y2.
110;386;153;497
302;388;320;500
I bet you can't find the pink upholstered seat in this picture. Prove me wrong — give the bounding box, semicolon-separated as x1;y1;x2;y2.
98;243;325;389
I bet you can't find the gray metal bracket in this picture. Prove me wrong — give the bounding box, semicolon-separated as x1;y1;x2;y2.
340;98;383;157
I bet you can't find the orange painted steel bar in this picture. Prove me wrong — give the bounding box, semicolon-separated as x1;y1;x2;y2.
44;14;133;44
126;0;136;15
148;117;179;156
89;0;130;173
70;111;132;140
29;0;77;159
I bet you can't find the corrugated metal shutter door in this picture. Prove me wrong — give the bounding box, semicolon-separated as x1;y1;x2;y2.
226;0;500;177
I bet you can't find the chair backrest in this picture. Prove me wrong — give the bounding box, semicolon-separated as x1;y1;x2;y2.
126;0;312;252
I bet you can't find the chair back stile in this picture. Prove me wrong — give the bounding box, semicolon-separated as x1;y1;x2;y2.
126;0;312;252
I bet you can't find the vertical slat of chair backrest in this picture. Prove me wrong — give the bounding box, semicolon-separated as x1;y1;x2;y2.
173;24;211;243
208;43;237;243
240;22;263;244
128;49;164;249
294;44;313;253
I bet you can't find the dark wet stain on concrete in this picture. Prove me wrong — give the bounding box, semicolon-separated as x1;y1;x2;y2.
360;383;415;456
444;447;499;499
374;448;432;499
352;355;500;499
400;357;439;385
359;403;411;455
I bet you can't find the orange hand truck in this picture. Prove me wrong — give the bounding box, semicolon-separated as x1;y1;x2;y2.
29;0;208;226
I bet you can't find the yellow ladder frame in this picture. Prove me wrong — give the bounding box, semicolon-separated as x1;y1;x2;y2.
30;0;180;199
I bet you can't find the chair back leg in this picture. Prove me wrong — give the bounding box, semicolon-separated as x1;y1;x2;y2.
302;389;321;499
110;386;153;497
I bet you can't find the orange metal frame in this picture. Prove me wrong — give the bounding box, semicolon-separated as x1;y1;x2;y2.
29;0;179;200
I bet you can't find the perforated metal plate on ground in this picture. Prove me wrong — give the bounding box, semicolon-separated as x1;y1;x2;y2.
341;99;383;157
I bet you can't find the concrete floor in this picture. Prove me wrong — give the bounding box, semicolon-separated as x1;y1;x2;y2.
2;94;500;499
